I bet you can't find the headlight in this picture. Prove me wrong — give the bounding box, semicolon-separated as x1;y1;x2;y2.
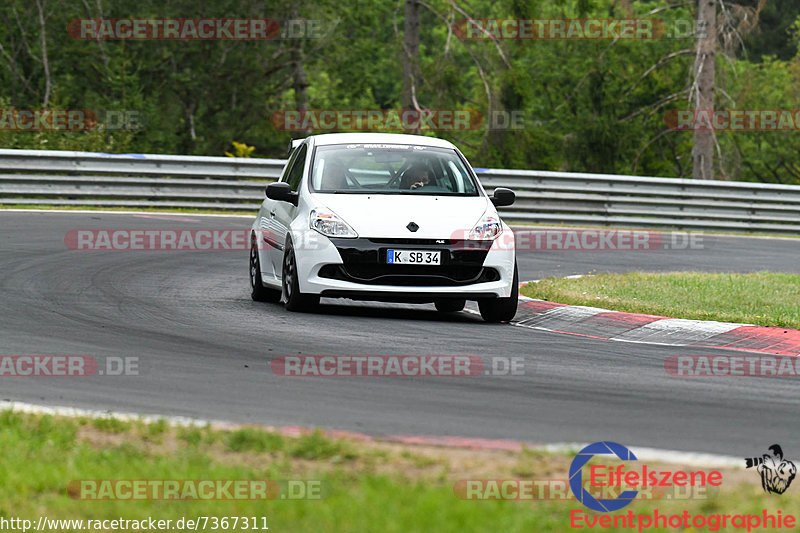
468;212;502;240
309;207;358;238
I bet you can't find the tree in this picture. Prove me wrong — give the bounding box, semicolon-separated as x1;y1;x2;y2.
692;0;717;180
401;0;421;110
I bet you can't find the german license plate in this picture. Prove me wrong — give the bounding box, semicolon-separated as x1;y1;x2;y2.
386;249;441;265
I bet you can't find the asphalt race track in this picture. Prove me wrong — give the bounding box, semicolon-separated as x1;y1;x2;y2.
2;211;800;456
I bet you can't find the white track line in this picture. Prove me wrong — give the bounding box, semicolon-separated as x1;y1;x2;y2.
1;400;237;428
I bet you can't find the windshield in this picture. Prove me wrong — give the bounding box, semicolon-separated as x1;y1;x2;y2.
310;143;480;196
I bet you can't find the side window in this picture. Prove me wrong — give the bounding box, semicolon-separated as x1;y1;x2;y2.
286;145;307;191
279;148;300;184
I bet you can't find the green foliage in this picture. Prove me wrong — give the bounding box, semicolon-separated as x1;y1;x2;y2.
289;430;357;461
91;418;132;434
0;0;798;182
226;427;285;453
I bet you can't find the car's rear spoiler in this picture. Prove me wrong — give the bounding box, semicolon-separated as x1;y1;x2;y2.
288;139;304;155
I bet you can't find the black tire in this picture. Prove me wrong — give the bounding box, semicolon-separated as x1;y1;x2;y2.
282;239;320;312
434;298;466;313
478;264;518;323
250;240;280;302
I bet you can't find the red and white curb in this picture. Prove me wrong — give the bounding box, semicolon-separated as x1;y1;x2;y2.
0;400;741;467
510;296;800;356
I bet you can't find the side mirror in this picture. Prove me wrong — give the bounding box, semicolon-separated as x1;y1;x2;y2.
490;187;515;207
266;182;299;206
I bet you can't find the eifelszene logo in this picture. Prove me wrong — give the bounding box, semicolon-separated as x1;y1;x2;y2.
569;441;722;513
745;444;796;495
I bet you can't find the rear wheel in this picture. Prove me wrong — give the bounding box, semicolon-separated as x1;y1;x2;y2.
250;240;280;302
434;298;466;313
478;264;518;323
282;239;320;312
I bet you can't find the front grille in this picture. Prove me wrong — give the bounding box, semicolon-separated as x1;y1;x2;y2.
322;237;497;286
319;264;500;286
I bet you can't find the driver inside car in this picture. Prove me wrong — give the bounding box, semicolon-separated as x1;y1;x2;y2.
401;164;432;190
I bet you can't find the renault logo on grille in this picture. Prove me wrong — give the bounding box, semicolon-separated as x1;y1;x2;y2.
406;222;419;232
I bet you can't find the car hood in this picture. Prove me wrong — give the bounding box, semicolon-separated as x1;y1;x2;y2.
310;194;493;239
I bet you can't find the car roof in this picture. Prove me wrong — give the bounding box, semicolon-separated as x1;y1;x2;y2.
307;133;457;149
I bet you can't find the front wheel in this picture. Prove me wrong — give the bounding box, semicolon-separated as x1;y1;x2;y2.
282;239;320;312
478;264;518;323
250;241;280;302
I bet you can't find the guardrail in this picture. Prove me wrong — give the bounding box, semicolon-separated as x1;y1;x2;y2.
0;149;283;211
1;148;799;235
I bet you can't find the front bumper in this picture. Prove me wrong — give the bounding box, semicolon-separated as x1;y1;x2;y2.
293;231;516;300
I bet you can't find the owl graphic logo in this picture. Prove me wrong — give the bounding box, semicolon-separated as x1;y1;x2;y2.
745;444;796;495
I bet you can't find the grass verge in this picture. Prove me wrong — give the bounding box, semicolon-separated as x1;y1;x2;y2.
0;410;793;532
520;271;800;329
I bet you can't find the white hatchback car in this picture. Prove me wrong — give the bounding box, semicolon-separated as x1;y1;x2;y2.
249;133;518;322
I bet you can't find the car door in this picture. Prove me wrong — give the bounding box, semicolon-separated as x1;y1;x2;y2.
258;146;301;281
270;143;308;277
